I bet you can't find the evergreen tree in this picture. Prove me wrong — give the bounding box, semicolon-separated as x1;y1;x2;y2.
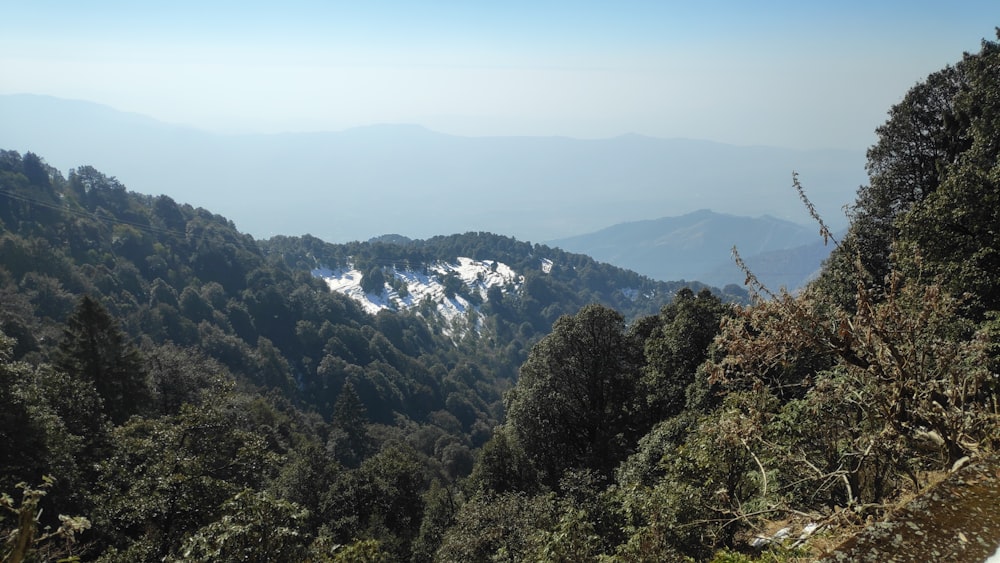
55;296;150;424
360;266;385;294
331;381;371;467
469;425;537;494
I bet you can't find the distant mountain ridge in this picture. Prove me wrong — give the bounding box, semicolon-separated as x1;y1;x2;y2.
548;210;836;290
0;94;865;244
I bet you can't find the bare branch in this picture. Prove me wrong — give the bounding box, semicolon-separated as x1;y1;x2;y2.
793;171;839;247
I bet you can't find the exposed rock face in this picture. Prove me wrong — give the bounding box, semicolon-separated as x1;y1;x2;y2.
820;456;1000;562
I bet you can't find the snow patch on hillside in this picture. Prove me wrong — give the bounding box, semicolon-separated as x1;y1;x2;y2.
312;257;522;337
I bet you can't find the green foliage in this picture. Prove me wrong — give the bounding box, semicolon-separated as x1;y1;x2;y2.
54;296;150;425
614;392;776;560
330;381;371;467
506;304;643;488
435;492;557;562
819;32;1000;316
616;411;698;488
356;445;428;558
327;538;390;562
528;507;602;562
0;476;90;563
894;37;1000;319
173;489;309;562
143;343;229;416
708;544;807;563
410;480;458;563
270;443;342;536
0;332;99;515
316;443;431;560
469;425;538;495
637;287;730;421
91;396;282;557
360;266;386;294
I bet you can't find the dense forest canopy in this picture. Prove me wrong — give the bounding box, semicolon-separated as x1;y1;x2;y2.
2;31;1000;562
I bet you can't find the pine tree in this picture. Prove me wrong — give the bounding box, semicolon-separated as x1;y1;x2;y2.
55;296;149;424
331;381;370;466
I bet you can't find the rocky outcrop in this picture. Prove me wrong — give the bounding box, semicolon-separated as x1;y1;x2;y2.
820;456;1000;562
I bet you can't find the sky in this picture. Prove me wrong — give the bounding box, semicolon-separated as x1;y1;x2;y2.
2;1;998;150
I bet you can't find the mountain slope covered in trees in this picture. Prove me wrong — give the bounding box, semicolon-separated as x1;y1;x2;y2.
2;31;1000;563
0;148;720;560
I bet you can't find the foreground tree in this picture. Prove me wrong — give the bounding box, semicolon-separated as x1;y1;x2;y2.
505;304;641;488
92;397;279;559
0;477;90;563
820;31;1000;312
174;489;309;562
896;35;1000;319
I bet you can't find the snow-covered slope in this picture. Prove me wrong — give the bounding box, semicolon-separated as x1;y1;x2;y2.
313;257;522;337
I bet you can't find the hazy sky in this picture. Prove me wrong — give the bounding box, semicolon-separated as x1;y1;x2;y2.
2;1;997;149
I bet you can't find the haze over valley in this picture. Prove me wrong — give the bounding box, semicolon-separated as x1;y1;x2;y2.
0;94;864;248
2;3;991;252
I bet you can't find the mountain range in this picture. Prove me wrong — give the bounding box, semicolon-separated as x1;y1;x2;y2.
549;209;840;290
0;94;866;245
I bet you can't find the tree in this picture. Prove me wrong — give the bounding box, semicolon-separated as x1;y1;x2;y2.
330;382;371;467
0;332;49;488
0;328;112;521
636;288;729;421
505;304;641;488
174;489;309;562
0;333;94;503
818;32;998;307
469;425;537;495
54;296;149;424
332;445;427;560
360;266;385;294
410;480;458;563
895;35;1000;319
835;64;964;289
145;343;229;416
92;398;280;558
22;152;51;189
435;492;557;562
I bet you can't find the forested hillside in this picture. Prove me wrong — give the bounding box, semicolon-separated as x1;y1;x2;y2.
263;231;738;338
0;145;716;560
2;32;1000;562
